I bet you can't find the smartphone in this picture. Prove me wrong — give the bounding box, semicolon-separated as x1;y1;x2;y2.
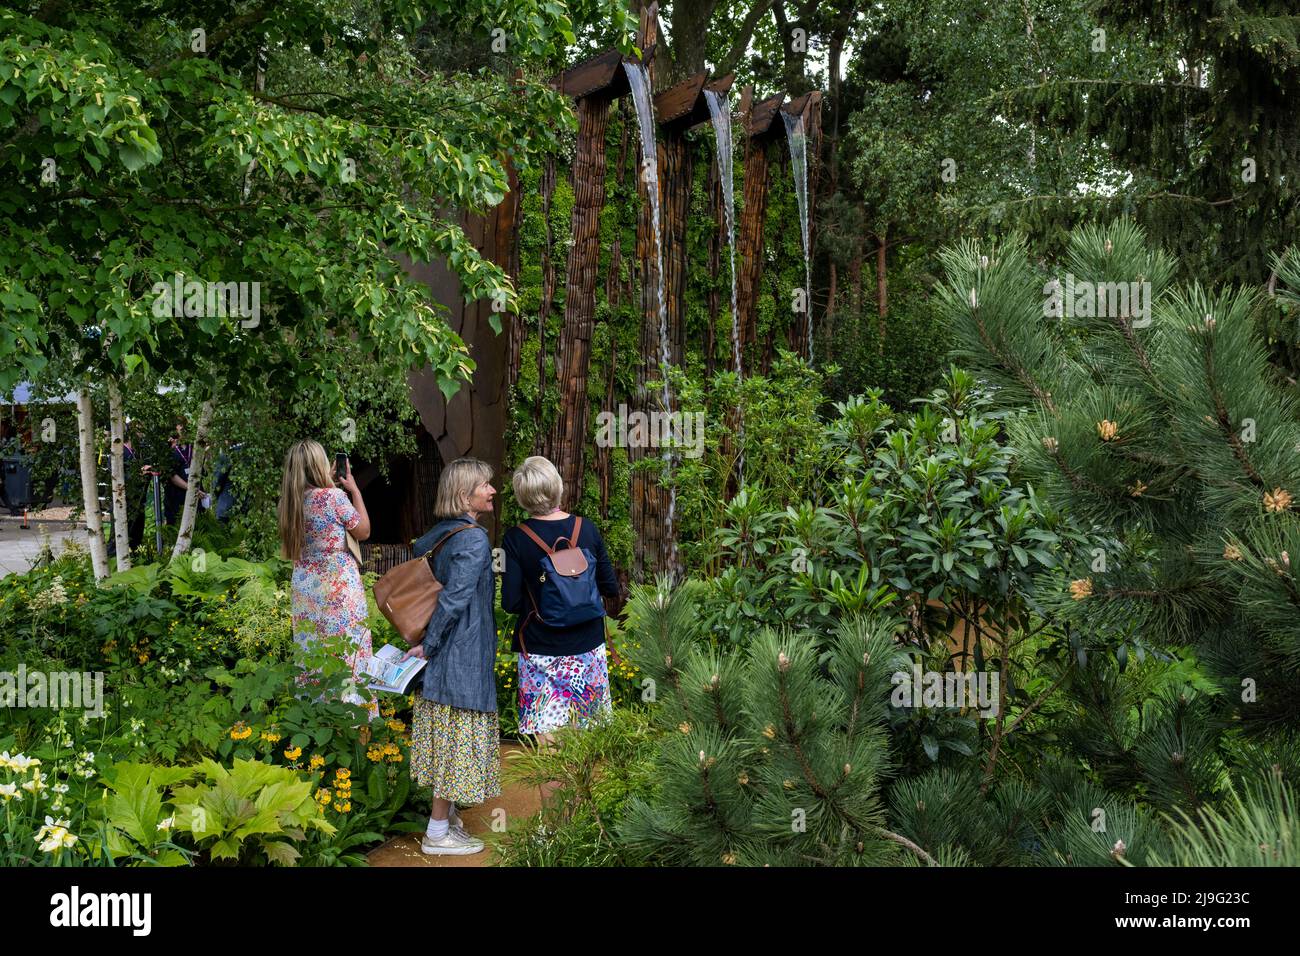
333;452;348;483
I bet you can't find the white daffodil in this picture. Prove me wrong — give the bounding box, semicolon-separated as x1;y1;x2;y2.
0;783;21;802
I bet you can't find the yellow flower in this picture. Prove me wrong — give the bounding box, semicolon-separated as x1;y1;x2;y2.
260;731;282;743
386;719;405;733
334;768;351;780
1263;487;1293;514
366;748;383;762
333;801;351;813
229;722;253;741
1070;578;1093;601
284;745;302;760
309;754;325;770
315;788;331;803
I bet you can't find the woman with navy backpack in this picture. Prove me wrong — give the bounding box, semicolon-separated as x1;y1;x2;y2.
502;456;620;743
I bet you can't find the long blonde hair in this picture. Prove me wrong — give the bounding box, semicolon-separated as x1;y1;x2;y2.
278;439;335;562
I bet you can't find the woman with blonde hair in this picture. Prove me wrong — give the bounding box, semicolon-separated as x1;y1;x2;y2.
502;455;619;745
278;439;376;722
401;457;500;856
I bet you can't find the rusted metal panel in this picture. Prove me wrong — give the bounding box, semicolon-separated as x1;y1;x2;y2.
747;92;786;140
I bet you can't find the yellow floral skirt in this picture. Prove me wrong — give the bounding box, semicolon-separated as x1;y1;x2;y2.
410;697;501;805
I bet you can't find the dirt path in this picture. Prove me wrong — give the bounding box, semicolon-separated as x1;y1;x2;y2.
366;742;541;867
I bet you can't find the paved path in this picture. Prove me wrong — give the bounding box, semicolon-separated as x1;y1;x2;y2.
366;743;542;867
0;515;79;578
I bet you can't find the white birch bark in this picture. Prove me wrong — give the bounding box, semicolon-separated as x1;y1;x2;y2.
75;387;110;580
170;399;214;561
107;379;131;571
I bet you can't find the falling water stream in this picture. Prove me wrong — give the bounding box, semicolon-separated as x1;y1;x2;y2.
782;110;812;361
623;61;678;569
704;89;740;378
704;88;744;486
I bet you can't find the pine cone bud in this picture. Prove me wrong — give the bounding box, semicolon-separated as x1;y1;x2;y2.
1111;839;1126;860
777;651;791;672
710;673;721;691
1171;751;1184;766
969;288;978;309
1104;238;1113;255
763;724;776;739
843;763;852;775
738;772;749;785
1042;436;1059;453
678;721;691;734
664;654;673;668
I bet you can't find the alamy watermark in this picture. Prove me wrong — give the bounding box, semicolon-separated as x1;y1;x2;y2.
594;404;705;459
1;665;103;717
151;273;261;328
1043;273;1151;327
890;662;999;717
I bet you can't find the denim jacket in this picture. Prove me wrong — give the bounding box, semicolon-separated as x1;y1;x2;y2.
411;515;496;713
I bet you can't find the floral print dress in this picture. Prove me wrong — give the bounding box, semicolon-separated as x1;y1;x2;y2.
290;486;377;721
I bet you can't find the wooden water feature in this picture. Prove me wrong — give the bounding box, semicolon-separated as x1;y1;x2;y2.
522;5;821;577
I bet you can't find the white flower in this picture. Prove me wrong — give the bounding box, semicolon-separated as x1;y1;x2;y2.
157;816;175;832
60;735;73;749
51;783;69;795
2;752;40;772
0;783;21;802
34;815;77;854
22;770;45;794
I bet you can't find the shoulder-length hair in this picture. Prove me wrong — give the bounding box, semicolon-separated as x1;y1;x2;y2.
435;457;494;519
278;439;334;562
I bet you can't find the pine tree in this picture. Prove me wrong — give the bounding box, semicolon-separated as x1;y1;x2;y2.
938;219;1300;743
618;580;937;866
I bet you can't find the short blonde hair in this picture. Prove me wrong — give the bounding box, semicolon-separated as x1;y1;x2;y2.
435;457;494;518
512;456;563;515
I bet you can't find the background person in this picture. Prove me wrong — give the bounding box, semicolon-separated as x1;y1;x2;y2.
402;457;500;856
278;439;376;723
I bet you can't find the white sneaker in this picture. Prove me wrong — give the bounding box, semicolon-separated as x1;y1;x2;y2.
448;806;466;834
420;828;485;856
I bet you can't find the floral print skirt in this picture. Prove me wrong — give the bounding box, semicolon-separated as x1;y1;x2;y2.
410;698;501;804
517;644;612;735
291;556;378;722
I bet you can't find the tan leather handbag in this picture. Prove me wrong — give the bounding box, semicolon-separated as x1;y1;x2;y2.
373;523;480;647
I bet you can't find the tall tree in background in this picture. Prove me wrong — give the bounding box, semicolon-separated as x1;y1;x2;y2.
1;1;610;572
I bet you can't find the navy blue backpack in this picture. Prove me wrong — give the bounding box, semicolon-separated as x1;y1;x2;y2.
517;516;605;647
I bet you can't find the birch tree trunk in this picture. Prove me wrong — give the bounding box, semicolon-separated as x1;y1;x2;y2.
75;387;110;581
170;399;214;561
107;379;130;571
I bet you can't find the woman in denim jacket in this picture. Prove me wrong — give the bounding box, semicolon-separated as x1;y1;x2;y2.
402;457;499;856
